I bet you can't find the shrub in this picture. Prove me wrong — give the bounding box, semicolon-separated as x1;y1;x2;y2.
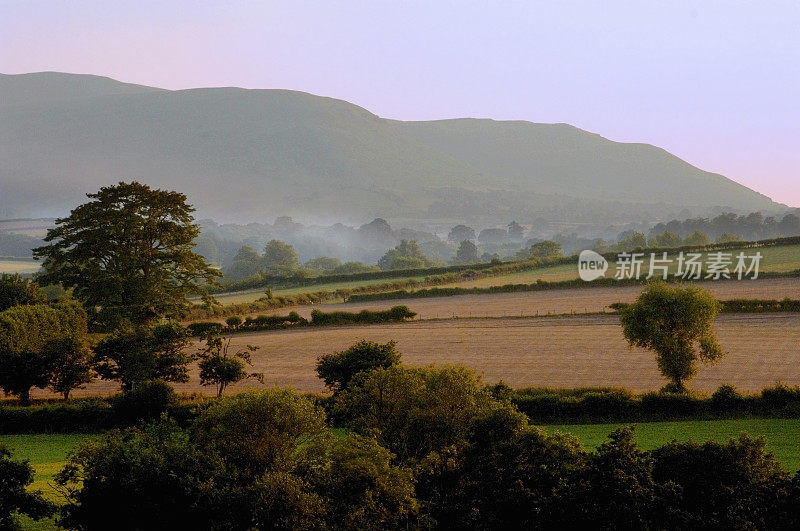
225;316;243;329
187;321;224;336
761;384;800;409
711;384;745;408
316;340;401;392
111;380;179;424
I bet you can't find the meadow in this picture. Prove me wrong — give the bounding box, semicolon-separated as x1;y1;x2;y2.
546;418;800;472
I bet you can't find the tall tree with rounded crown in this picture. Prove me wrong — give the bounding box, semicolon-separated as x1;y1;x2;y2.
34;182;220;329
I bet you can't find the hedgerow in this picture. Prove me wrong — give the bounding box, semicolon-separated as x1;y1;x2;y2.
186;306;417;336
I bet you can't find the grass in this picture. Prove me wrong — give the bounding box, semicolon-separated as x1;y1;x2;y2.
1;433;91;531
211;274;433;305
546;418;800;472
0;259;41;274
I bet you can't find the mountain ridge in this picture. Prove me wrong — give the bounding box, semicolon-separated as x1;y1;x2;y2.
0;72;783;225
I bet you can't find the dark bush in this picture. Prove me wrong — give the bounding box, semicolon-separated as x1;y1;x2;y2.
0;399;114;433
187;321;223;337
761;384;800;409
111;380;179;424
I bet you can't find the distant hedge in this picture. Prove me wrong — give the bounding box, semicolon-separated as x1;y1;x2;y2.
0;397;199;434
510;384;800;424
186;306;417;336
610;298;800;314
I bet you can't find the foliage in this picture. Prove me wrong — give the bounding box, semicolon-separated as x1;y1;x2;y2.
529;240;562;258
452;239;478;265
310;306;416;326
196;334;263;396
303;257;342;274
33;181;220;328
43;336;94;400
0;444;54;529
0;273;44;312
684;230;712;246
648;230;682;248
447;225;475;243
335;365;499;460
316;340;401;392
110;379;179;424
263;240;300;271
93;323;193;391
56;421;220;530
0;300;87;405
378;240;435;270
619;282;723;392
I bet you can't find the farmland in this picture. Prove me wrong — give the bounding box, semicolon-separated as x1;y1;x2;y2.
214;277;800;321
36;311;800;398
208;242;800;307
0;259;40;274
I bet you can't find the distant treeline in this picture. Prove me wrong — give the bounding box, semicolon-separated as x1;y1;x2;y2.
649;211;800;241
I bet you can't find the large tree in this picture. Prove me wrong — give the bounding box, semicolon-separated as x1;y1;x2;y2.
33;182;220;328
619;282;724;392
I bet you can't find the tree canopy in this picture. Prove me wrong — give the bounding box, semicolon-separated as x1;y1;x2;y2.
33;181;220;328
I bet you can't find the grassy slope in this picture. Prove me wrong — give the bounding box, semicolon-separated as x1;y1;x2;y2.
546;418;800;472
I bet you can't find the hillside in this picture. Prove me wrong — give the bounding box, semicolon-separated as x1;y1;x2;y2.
0;72;782;225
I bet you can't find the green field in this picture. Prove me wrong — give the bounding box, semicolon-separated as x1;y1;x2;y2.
0;433;91;530
442;244;800;290
546;418;800;472
0;259;41;274
212;273;435;305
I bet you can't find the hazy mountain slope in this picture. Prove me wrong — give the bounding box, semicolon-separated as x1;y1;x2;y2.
0;72;782;224
391;119;777;209
0;72;164;109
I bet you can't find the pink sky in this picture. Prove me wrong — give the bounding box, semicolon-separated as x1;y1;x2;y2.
1;0;798;207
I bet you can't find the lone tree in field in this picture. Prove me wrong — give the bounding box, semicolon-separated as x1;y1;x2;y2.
619;282;723;393
196;333;263;396
33;182;220;329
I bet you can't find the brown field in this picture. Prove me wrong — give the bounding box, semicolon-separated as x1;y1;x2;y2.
40;312;800;398
231;277;800;321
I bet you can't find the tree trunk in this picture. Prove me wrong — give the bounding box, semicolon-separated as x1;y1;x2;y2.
19;388;31;406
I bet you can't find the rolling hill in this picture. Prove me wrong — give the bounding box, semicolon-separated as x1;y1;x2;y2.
0;72;782;225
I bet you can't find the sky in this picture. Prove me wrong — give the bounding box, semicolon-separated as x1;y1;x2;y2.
1;0;798;207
